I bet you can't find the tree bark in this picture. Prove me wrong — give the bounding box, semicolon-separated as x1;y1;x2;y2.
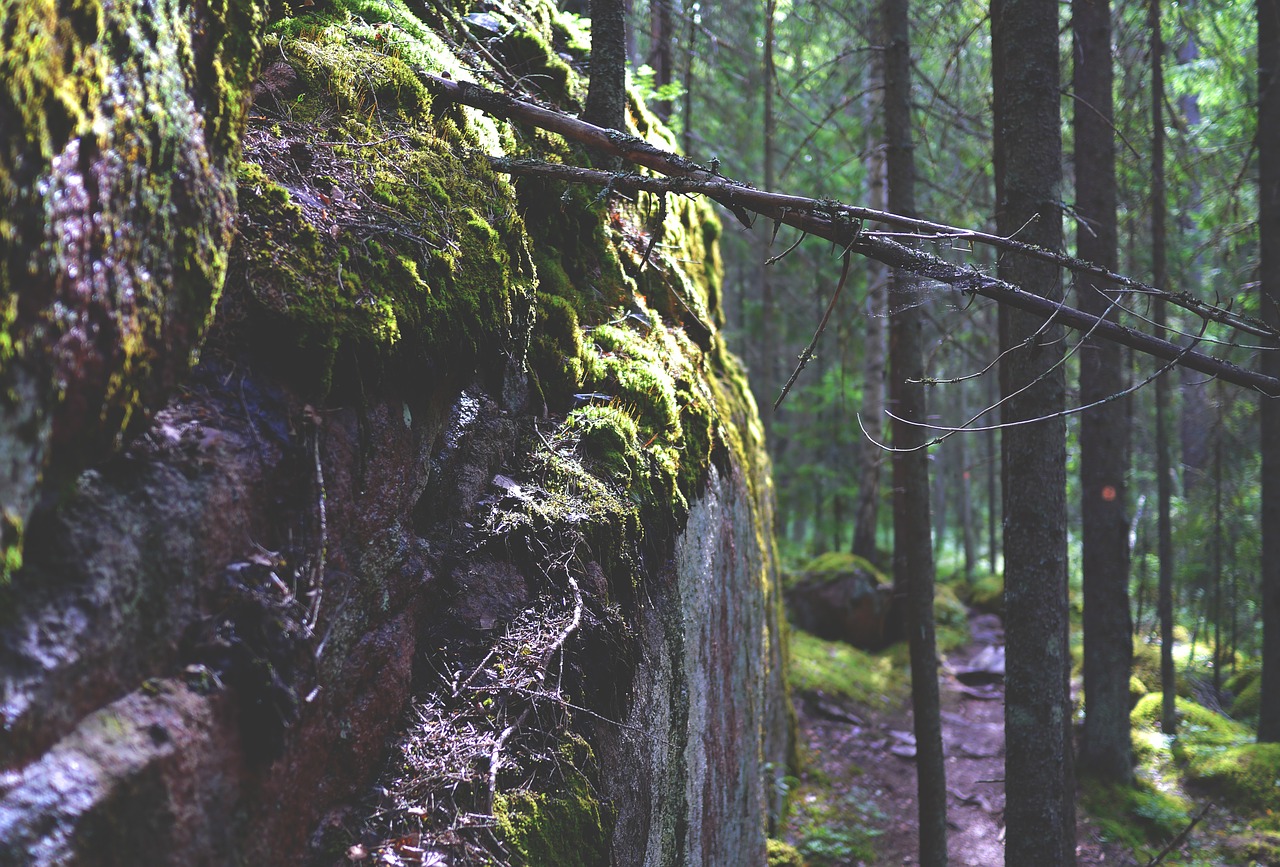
1257;0;1280;742
883;1;947;862
648;0;674;120
585;0;628;139
1151;0;1179;738
991;0;1076;862
1075;0;1134;785
853;37;887;565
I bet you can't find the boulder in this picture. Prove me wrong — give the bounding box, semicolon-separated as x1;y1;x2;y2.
785;552;894;650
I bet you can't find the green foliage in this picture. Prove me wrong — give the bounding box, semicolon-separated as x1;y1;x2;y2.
1080;778;1191;854
766;838;806;867
787;629;906;707
786;783;884;866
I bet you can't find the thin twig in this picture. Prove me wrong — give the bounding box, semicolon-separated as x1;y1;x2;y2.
775;251;852;411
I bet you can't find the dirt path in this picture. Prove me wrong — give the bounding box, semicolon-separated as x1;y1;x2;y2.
786;613;1134;866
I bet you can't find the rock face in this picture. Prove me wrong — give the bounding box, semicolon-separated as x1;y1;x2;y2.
0;1;792;864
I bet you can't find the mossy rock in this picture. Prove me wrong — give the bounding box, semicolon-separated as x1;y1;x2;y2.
1129;638;1199;699
933;583;971;653
1184;742;1280;816
1233;676;1262;722
1131;693;1249;745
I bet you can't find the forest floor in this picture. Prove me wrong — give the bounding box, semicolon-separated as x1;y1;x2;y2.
782;612;1138;866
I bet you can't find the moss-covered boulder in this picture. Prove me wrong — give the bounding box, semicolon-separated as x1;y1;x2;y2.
0;0;792;863
784;552;894;650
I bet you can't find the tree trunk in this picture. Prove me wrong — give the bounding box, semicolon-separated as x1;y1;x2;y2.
1258;0;1280;742
958;431;976;581
759;0;779;444
648;0;675;120
681;6;697;155
883;1;947;862
987;367;1000;574
1151;0;1179;738
1075;0;1134;785
991;0;1076;861
852;39;888;564
585;0;629;139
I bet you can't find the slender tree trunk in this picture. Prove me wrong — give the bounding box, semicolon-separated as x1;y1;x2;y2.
959;432;976;581
1213;427;1223;700
759;0;778;444
991;0;1076;862
585;0;628;144
1151;0;1178;738
1075;0;1134;785
853;39;888;564
933;444;948;560
1258;0;1280;742
883;1;946;861
681;5;697;154
987;367;999;573
648;0;674;120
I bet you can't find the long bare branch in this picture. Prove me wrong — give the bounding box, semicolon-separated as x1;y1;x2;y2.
420;74;1280;396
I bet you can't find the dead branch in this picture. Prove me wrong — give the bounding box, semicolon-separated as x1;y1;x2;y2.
1144;802;1212;867
421;72;1275;341
481;156;1280;397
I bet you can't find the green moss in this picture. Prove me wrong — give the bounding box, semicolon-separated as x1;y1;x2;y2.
767;837;806;867
1;507;23;577
1233;676;1262;722
493;740;609;867
1080;779;1190;855
1185;742;1280;815
788;629;906;707
497;28;574;104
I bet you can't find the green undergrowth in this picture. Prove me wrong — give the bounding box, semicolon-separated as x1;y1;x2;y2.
1096;692;1280;864
788;629;907;708
785;781;884;866
1081;778;1191;859
766;837;805;867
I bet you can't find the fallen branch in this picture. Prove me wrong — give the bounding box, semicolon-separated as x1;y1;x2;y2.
422;72;1276;341
1144;801;1212;867
481;156;1280;396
